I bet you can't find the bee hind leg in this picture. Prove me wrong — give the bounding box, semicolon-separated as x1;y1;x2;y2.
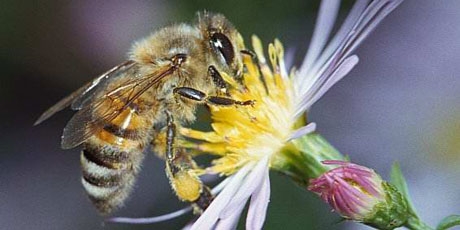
164;112;213;213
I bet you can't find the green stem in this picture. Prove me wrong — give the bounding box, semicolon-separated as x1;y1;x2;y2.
405;215;433;230
272;132;346;185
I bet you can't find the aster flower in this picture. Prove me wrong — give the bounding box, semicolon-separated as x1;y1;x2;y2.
178;1;403;229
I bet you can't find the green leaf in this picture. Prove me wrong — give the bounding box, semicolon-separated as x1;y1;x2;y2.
390;162;418;217
436;215;460;230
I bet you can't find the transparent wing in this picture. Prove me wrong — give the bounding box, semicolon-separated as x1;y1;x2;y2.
34;60;135;125
61;64;176;149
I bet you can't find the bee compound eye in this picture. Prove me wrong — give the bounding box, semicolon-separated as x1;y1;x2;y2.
210;32;235;66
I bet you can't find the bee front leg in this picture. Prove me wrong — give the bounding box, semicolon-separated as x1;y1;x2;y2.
173;87;255;106
208;65;229;96
164;112;213;213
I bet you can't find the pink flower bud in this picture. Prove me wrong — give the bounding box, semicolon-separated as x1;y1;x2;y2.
308;160;385;220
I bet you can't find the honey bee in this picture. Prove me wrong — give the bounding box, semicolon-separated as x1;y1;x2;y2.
35;11;254;215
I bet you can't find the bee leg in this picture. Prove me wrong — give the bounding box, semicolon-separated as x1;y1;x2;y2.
165;111;176;160
208;65;229;96
173;87;255;106
164;112;213;213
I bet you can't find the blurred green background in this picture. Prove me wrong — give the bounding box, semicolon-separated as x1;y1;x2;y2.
2;0;460;229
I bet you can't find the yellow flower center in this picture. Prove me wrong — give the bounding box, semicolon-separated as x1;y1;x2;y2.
180;36;296;175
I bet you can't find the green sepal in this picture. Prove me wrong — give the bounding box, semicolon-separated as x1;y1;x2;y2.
271;132;346;186
436;215;460;230
390;162;419;218
362;182;409;230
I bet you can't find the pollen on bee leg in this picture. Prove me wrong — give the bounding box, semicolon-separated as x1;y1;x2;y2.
168;167;202;202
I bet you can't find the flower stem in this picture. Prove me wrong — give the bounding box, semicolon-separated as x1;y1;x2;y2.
273;133;346;186
405;215;433;230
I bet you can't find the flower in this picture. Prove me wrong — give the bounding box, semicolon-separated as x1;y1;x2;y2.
181;1;403;229
308;160;386;220
308;161;410;229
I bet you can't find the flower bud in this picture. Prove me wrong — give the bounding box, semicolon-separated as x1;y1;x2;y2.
308;160;409;229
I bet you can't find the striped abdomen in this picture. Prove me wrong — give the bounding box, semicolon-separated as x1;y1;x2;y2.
80;99;155;214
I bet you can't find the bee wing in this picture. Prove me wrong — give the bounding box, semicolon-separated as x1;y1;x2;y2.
34;60;135;125
61;64;176;149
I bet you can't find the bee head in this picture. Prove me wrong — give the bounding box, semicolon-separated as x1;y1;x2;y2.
198;11;245;79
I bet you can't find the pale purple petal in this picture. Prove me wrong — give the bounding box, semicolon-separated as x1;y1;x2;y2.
107;206;192;224
214;202;246;230
211;177;232;194
342;0;404;58
219;157;270;219
246;165;271;230
288;122;316;140
300;0;340;75
295;55;359;117
304;55;359;108
190;164;253;230
284;46;297;71
294;0;402;117
313;0;369;75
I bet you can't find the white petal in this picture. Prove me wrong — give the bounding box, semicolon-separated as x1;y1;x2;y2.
288;122;316;141
284;46;297;71
190;164;253;230
300;0;340;76
295;55;359;118
219;157;270;219
246;165;271;230
107;206;192;224
294;0;402;117
211;176;232;195
214;203;246;230
343;0;404;58
312;0;369;76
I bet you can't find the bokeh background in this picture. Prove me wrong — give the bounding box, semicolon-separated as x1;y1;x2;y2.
2;0;460;229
